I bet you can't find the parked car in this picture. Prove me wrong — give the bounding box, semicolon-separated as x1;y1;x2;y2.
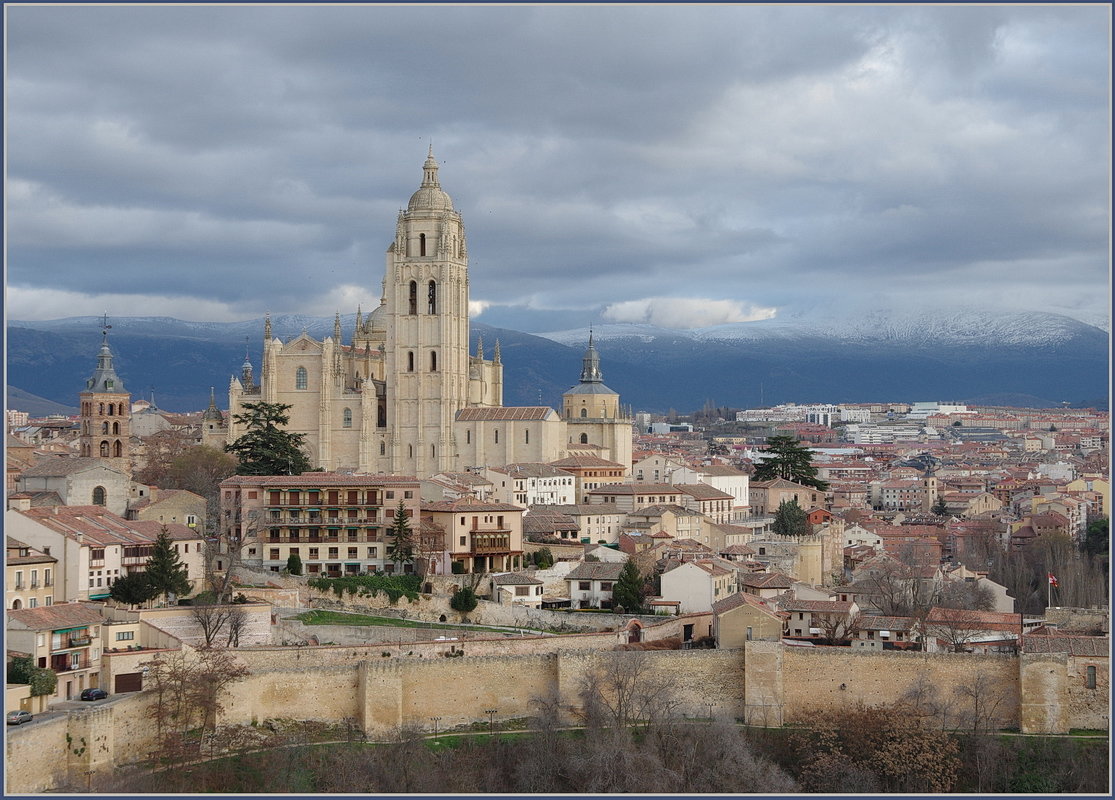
80;688;108;701
6;710;33;725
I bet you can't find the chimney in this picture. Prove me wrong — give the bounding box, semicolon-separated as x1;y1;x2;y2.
8;494;31;511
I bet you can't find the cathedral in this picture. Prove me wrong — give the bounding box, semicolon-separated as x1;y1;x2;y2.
224;150;632;478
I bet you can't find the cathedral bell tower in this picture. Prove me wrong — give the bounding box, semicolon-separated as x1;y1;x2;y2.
79;317;132;465
382;147;471;476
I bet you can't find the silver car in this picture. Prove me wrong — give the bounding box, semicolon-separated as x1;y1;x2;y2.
6;710;33;725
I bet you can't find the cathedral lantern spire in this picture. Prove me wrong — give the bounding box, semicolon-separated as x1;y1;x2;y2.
494;339;502;364
333;311;342;342
476;335;484;360
264;312;272;342
579;329;603;383
241;339;256;390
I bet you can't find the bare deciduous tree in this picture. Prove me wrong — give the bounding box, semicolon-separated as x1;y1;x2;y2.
577;650;681;732
191;599;233;647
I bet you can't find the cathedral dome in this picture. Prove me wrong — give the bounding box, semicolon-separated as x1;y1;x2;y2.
407;148;453;212
368;300;388;330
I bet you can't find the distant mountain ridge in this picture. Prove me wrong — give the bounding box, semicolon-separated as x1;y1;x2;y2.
541;306;1107;348
6;307;1109;415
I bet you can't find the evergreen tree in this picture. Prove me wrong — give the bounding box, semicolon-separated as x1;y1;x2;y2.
932;496;950;516
145;526;192;601
772;498;812;537
386;500;415;567
611;559;646;614
752;435;828;490
109;571;158;606
226;401;312;476
286;553;303;575
533;548;554;569
450;586;478;613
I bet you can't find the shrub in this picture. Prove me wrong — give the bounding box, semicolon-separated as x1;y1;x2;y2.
450;587;478;613
307;574;422;603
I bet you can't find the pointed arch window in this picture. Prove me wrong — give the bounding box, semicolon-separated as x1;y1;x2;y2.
427;280;437;314
430;350;438;372
580;433;589;444
102;421;109;434
107;404;114;416
100;441;110;457
93;486;106;506
343;408;352;428
407;352;415;372
99;403;104;415
296;367;308;389
112;422;120;435
114;441;123;457
409;281;418;315
580;408;588;418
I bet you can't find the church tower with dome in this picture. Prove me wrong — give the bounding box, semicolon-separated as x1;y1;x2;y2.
226;149;629;478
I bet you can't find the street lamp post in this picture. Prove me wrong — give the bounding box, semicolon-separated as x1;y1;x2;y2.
484;708;497;737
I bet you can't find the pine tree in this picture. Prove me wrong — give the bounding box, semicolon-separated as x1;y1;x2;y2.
772;498;812;537
225;401;312;476
932;496;949;516
611;559;646;614
145;525;192;601
752;435;829;490
386;500;415;567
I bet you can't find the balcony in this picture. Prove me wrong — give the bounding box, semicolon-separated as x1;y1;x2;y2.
469;531;513;554
67;636;92;648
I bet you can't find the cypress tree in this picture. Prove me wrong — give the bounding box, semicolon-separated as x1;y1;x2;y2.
612;559;646;614
386;500;415;567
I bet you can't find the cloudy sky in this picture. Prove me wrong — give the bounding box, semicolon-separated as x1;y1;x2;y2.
5;4;1110;333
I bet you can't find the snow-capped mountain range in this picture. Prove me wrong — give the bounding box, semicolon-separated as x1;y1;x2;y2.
540;306;1109;348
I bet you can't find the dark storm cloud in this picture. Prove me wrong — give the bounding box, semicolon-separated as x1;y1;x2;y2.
5;4;1109;330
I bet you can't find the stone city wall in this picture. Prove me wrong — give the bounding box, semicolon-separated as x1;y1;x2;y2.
776;645;1022;729
1064;654;1109;731
1044;606;1109;634
6;641;1103;793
